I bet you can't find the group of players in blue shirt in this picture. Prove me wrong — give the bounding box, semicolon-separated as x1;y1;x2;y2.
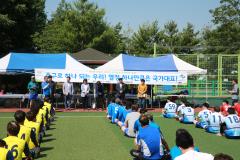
106;97;240;160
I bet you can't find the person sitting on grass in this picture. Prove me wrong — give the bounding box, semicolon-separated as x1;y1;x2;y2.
3;121;32;160
0;139;14;160
194;103;212;129
178;102;195;124
233;101;240;117
130;114;163;160
107;97;115;120
220;108;240;139
220;100;231;117
174;129;214;160
121;105;140;138
14;110;39;158
205;107;224;135
24;111;41;158
111;98;122;124
214;153;233;160
117;101;132;127
133;108;147;133
176;100;186;119
170;129;200;160
162;98;177;118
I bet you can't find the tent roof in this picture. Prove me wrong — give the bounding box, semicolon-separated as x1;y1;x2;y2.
0;52;93;73
96;54;207;75
72;48;113;64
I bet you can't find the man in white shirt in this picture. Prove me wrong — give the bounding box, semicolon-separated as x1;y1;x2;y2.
162;98;177;118
175;128;214;160
62;76;74;109
81;79;90;109
121;105;140;138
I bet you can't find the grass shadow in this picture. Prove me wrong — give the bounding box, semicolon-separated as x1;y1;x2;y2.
42;138;56;143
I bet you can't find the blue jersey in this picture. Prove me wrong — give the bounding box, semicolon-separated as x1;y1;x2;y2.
117;106;125;122
122;109;132;123
134;119;141;132
224;114;240;137
206;112;224;133
111;104;120;123
137;126;163;159
164;102;177;118
107;103;114;117
181;107;195;123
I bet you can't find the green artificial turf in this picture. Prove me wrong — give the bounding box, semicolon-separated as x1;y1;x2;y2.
0;112;239;160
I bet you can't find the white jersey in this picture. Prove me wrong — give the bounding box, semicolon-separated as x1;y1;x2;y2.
224;114;240;129
177;104;185;114
208;112;224;127
125;112;140;137
198;109;212;122
164;102;177;113
175;150;214;160
182;107;195;122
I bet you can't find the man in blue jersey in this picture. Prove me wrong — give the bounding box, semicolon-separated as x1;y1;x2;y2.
130;114;163;160
134;108;147;133
117;101;132;127
107;98;115;120
205;107;224;135
220;108;240;139
162;98;177;118
194;103;212;129
179;102;195;124
111;98;121;123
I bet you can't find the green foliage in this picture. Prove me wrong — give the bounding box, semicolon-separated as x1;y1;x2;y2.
0;0;46;54
203;0;240;54
34;0;126;54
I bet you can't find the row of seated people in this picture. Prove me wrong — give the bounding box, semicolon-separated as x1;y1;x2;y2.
162;98;240;139
106;98;233;160
0;100;54;160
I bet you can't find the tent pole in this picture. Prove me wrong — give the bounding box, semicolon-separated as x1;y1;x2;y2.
151;85;153;108
206;75;208;102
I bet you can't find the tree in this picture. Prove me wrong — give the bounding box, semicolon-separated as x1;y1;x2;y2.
203;0;240;54
0;0;46;55
178;23;200;53
89;23;127;54
163;20;179;53
131;21;164;55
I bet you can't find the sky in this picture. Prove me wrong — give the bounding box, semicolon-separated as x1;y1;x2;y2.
45;0;220;31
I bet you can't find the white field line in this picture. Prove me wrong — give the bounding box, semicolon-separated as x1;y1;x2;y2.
0;115;162;119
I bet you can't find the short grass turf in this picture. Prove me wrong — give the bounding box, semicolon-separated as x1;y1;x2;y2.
0;112;239;160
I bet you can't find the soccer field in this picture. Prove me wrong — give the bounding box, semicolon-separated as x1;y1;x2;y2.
0;112;239;160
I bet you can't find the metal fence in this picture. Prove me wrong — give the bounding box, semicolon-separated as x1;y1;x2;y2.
154;54;240;97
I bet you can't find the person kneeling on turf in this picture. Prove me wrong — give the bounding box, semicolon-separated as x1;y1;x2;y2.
121;105;140;138
162;98;177;118
205;107;224;135
0;139;14;160
178;102;195;124
220;108;240;139
130;114;164;160
194;103;212;129
117;101;132;127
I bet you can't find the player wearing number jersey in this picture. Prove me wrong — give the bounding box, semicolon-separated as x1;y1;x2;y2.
0;139;14;160
3;121;31;160
107;98;115;119
206;107;224;134
24;111;41;157
195;103;212;129
163;98;177;118
179;103;195;124
111;98;121;123
221;108;240;138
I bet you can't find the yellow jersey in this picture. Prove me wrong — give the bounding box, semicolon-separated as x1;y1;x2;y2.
0;147;9;160
24;121;40;149
18;125;31;143
3;136;25;160
37;108;46;125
